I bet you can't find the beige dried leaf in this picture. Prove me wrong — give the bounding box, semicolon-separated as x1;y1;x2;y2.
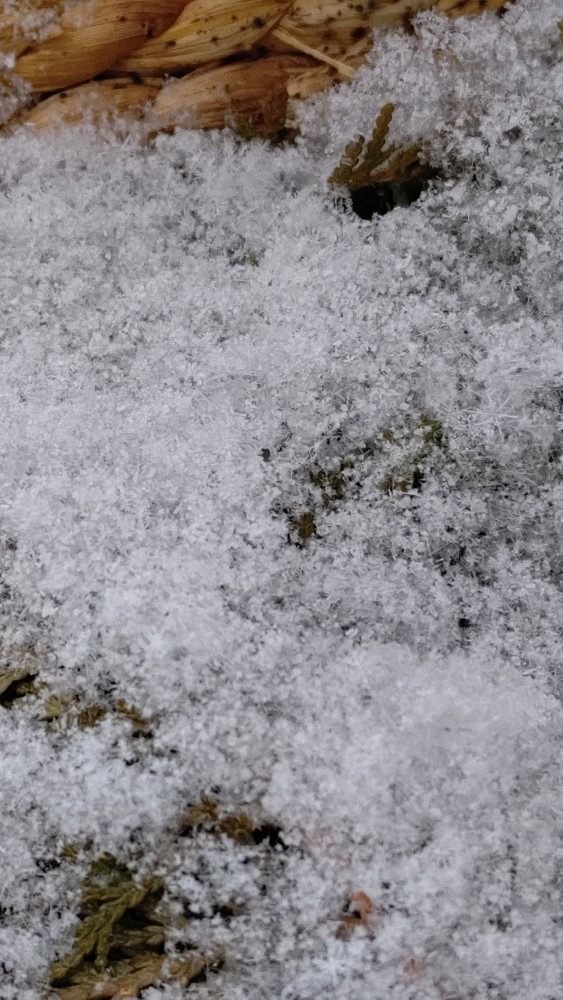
117;0;291;75
24;77;160;129
151;54;313;136
14;0;186;92
0;0;63;56
266;0;374;61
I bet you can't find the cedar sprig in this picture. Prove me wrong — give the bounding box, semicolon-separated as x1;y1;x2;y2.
328;103;424;191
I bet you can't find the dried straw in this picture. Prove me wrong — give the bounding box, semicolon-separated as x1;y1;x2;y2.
0;0;511;134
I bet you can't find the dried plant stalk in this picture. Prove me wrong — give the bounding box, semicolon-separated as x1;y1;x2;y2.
117;0;291;75
4;0;512;134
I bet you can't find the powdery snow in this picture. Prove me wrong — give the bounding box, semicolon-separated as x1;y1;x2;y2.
0;2;562;998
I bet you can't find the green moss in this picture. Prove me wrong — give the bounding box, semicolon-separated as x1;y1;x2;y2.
48;854;216;999
227;236;260;267
309;459;356;509
50;855;166;985
284;414;448;539
380;415;446;494
419;414;445;447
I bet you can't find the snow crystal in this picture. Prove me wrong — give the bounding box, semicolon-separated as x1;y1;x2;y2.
0;1;562;998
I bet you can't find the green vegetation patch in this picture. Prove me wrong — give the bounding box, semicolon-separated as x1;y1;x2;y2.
285;414;449;546
49;854;216;1000
328;103;426;193
328;103;438;217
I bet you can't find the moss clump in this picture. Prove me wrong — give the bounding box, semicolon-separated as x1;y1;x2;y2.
287;509;317;547
380;414;446;494
227;236;260;267
284;414;448;542
76;704;109;729
49;854;216;999
50;855;165;982
309;458;356;509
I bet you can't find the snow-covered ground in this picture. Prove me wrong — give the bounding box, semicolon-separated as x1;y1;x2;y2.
1;3;562;998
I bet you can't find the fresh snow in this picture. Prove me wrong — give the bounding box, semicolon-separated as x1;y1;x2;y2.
0;2;562;998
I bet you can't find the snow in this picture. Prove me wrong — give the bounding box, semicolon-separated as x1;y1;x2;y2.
0;1;562;997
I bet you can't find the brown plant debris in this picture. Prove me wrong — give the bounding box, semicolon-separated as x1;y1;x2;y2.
0;646;40;706
41;691;152;733
336;890;383;939
114;698;152;734
179;796;285;848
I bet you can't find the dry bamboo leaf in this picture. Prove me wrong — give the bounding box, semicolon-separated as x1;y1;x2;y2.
0;0;62;56
117;0;291;75
285;62;338;99
369;0;509;28
266;0;374;62
151;54;314;137
432;0;510;15
5;0;513;135
14;0;187;92
24;77;160;129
